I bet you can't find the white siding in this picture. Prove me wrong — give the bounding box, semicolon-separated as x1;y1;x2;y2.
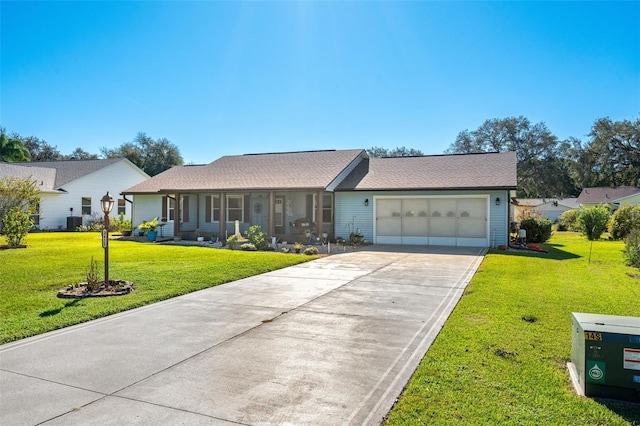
37;160;148;230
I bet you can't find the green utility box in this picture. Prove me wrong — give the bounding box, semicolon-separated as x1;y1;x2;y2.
571;312;640;402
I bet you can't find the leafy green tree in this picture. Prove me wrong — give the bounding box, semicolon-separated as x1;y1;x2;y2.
367;146;424;157
569;116;640;188
446;116;575;198
102;132;183;176
63;148;99;160
0;130;30;162
577;205;611;241
19;135;63;161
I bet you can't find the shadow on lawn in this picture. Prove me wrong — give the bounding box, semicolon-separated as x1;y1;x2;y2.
490;244;580;261
39;299;80;317
598;398;640;424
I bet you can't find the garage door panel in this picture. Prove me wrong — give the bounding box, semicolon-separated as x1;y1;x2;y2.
374;197;488;247
376;199;401;237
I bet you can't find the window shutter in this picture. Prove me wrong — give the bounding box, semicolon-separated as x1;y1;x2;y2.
162;196;167;220
183;196;190;222
244;195;250;223
205;196;211;223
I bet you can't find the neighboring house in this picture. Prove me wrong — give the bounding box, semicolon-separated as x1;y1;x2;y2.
0;159;149;230
124;150;517;248
513;198;579;222
576;187;640;210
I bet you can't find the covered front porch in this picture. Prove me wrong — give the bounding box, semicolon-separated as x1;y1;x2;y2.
153;190;335;243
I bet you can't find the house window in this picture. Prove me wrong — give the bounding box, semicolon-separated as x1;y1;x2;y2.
31;202;40;227
211;196;220;221
227;195;244;222
81;197;91;215
322;194;333;223
204;195;220;222
168;197;175;221
117;199;126;215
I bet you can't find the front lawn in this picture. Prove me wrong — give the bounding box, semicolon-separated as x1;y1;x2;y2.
0;232;314;344
386;232;640;425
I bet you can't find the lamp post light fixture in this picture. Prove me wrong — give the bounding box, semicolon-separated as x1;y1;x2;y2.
101;192;114;286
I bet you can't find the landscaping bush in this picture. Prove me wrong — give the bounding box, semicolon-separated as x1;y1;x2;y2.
624;228;640;268
2;206;34;246
557;209;580;231
303;246;319;255
518;217;553;243
240;243;257;251
609;204;640;240
577;205;610;241
246;225;269;250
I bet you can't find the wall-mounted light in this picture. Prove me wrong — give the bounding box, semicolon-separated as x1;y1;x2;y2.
364;198;369;206
495;197;501;206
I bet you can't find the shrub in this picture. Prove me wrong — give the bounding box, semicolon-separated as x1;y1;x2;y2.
304;246;319;255
577;205;611;241
518;217;553;243
609;205;640;240
624;229;640;268
240;243;257;251
114;212;132;234
558;209;580;232
2;207;34;246
246;225;268;250
85;256;101;291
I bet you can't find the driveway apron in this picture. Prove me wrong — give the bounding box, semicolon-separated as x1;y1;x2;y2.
0;245;486;425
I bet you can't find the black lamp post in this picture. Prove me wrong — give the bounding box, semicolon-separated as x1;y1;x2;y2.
101;192;114;286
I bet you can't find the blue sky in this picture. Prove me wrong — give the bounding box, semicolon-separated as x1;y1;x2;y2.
1;1;639;164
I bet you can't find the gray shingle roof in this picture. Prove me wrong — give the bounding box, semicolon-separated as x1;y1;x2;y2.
577;186;640;204
0;163;59;193
11;159;123;188
124;149;366;193
336;152;517;190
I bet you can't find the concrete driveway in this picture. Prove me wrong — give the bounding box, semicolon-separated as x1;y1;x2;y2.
0;245;486;425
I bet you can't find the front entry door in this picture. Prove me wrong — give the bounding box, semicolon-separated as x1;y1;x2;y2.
274;197;285;234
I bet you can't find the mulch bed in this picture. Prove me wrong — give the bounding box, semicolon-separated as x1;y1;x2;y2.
57;280;134;298
0;245;27;250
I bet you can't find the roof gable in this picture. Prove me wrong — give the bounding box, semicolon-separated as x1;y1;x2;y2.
337;152;517;191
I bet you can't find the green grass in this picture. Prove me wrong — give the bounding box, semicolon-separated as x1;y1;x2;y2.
0;232;314;344
386;232;640;426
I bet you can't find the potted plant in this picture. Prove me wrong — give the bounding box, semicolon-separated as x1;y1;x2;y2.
293;242;303;254
138;217;159;242
195;228;204;242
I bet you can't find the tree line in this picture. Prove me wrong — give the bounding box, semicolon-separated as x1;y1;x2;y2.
368;114;639;198
3;113;639;194
0;129;183;177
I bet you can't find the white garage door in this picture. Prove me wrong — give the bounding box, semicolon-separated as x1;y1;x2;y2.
375;197;488;247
